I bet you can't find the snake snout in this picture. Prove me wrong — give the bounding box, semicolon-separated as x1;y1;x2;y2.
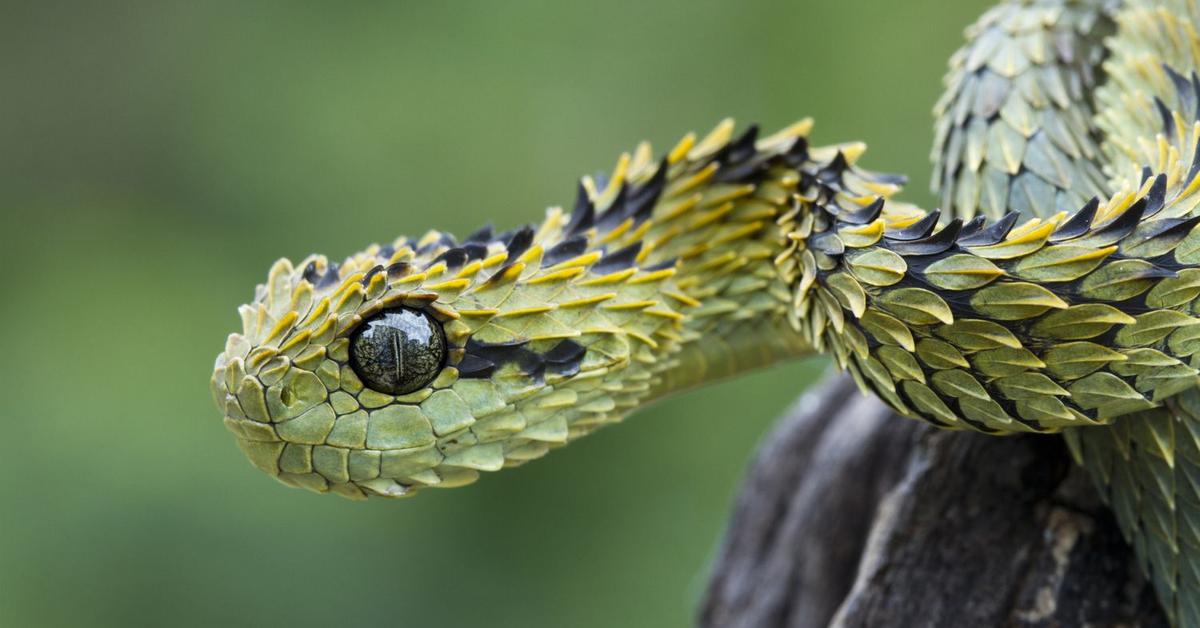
212;321;483;500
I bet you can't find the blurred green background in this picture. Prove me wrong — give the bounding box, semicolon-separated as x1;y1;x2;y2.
2;1;992;626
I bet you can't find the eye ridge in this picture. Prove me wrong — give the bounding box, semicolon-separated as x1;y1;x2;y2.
349;307;447;395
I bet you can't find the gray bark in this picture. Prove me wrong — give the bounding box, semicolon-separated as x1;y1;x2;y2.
699;373;1167;628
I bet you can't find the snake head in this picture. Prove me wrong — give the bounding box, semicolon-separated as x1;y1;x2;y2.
211;119;832;499
211;204;691;499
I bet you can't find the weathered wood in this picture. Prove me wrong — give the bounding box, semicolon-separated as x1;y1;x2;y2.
700;373;1167;628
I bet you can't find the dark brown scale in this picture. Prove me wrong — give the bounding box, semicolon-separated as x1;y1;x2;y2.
838;198;885;225
592;242;642;274
504;225;535;260
593;185;629;232
957;211;1018;246
1050;197;1099;242
464;224;493;243
623;159;669;224
959;215;987;240
886;211;941;240
564;182;596;236
884;219;962;257
429;248;469;269
1144;174;1167;217
385;262;413;280
361;265;385;285
458;337;588;382
462;243;489;261
543;236;589;266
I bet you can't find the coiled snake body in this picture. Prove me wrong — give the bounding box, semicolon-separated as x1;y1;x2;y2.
212;1;1200;623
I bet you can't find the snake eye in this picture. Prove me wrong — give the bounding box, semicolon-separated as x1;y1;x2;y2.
349;308;447;395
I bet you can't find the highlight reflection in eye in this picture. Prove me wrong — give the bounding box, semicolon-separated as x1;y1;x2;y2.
349;308;447;395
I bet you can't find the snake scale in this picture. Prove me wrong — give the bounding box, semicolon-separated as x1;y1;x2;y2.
211;0;1200;623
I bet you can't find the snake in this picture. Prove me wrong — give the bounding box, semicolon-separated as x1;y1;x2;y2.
210;0;1200;623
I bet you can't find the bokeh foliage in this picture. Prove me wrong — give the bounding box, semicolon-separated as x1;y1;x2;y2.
2;1;991;626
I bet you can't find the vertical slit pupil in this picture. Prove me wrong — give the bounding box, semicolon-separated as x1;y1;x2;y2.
350;308;446;395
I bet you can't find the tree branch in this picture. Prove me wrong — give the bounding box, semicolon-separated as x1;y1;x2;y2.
700;373;1166;628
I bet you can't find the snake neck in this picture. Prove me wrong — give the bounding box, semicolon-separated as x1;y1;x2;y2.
571;120;825;401
614;120;912;400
